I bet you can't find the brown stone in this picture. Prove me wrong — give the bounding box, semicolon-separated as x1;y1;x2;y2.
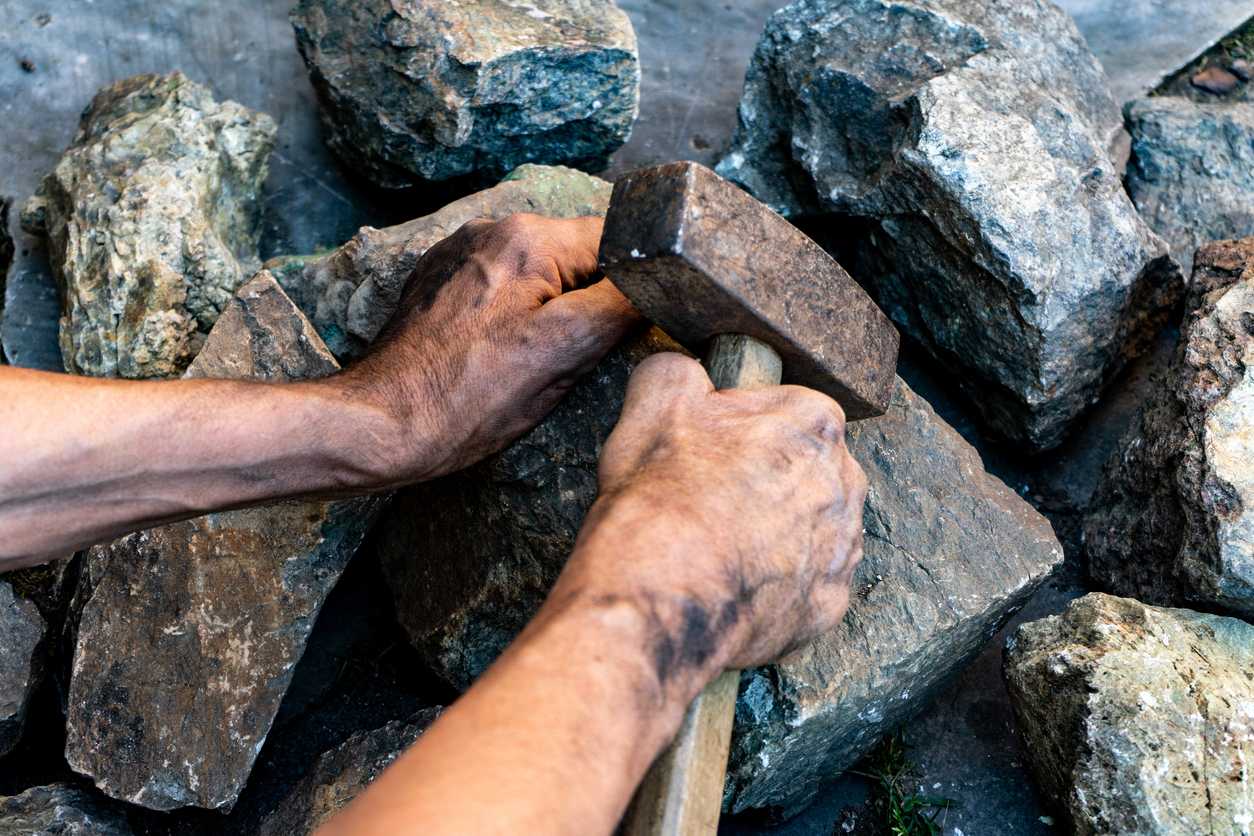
1192;65;1240;94
1085;237;1254;619
0;784;134;836
64;274;387;811
255;708;443;836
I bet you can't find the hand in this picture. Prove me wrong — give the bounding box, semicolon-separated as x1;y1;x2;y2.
331;214;642;484
553;353;867;694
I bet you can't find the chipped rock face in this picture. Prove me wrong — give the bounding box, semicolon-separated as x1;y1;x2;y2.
723;377;1062;818
1004;593;1254;835
267;164;614;358
255;708;443;836
378;326;684;690
291;0;638;186
380;372;1062;816
0;196;13;357
1125;97;1254;276
0;579;47;757
1086;238;1254;620
716;0;1182;452
19;71;276;379
0;785;134;836
64;273;388;812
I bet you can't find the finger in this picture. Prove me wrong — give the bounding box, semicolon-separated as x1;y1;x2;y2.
543;216;605;290
532;278;644;378
619;352;714;429
496;215;605;295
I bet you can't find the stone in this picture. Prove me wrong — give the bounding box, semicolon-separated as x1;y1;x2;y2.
0;785;134;836
255;708;444;836
1051;0;1254;103
716;0;1182;452
1233;58;1254;82
1124;97;1254;275
1085;238;1254;621
290;0;638;187
267;164;613;358
1004;593;1254;835
0;579;47;757
722;377;1062;818
1193;65;1241;94
64;274;388;812
19;71;277;380
380;370;1062;817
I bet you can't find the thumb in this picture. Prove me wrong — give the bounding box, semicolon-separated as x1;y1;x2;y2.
533;278;644;378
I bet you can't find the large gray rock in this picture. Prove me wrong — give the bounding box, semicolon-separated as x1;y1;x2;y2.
0;579;47;757
291;0;637;187
717;0;1182;452
255;707;444;836
1125;97;1254;276
380;371;1062;817
1005;593;1254;835
1085;238;1254;621
267;164;614;358
19;71;276;380
64;273;388;812
0;785;133;836
722;377;1062;818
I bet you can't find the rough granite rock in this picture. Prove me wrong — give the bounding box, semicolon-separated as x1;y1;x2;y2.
291;0;638;187
716;0;1182;452
0;579;47;757
64;273;388;812
266;164;613;358
1125;97;1254;276
1085;238;1254;620
255;708;444;836
18;71;276;379
0;785;134;836
380;371;1062;817
1004;593;1254;835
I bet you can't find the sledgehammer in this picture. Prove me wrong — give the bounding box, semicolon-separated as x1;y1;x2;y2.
597;162;899;835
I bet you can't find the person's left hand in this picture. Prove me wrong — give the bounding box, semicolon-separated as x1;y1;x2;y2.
328;214;643;485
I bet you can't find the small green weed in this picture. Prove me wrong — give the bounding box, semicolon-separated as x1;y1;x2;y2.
848;730;957;836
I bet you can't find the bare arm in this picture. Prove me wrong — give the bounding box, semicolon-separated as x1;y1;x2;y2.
0;215;641;569
316;354;868;836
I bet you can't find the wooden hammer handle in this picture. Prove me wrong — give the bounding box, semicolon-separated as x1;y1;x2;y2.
621;333;784;836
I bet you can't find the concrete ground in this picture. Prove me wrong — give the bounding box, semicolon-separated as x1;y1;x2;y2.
0;0;1228;833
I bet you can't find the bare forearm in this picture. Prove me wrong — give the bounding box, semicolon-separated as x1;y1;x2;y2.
0;367;399;568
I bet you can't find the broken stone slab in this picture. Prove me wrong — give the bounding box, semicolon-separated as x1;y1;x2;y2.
1052;0;1254;103
266;164;613;358
19;71;276;380
379;367;1062;816
0;196;12;362
255;707;444;836
717;0;1182;452
1085;238;1254;621
290;0;638;187
1004;593;1254;834
0;578;47;757
722;377;1062;818
1125;97;1254;276
64;272;389;812
0;784;134;836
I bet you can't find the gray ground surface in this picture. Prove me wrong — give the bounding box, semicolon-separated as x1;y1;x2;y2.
0;0;1208;833
1054;0;1254;102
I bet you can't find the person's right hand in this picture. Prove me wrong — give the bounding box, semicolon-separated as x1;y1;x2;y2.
549;352;867;698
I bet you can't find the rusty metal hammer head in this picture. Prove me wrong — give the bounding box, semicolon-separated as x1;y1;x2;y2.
597;161;899;420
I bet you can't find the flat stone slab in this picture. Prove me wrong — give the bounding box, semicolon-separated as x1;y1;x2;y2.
1053;0;1254;102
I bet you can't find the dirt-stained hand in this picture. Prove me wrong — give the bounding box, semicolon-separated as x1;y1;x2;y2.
554;353;867;690
334;214;642;485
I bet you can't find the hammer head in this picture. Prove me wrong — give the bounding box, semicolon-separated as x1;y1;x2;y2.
598;162;899;420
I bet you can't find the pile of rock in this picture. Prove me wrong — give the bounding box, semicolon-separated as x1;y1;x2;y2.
7;0;1254;831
